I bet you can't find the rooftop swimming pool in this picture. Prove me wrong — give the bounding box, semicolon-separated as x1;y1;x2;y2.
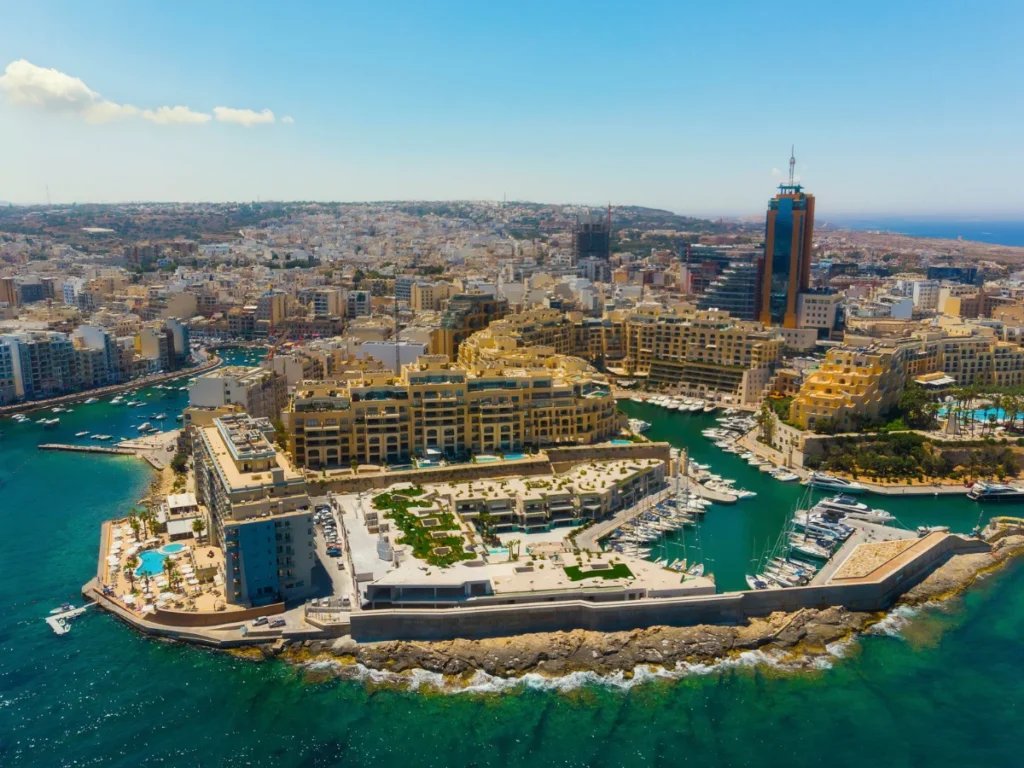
504;452;526;460
610;439;633;446
475;456;499;463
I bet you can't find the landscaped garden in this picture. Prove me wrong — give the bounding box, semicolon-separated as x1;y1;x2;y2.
563;563;634;581
372;489;475;567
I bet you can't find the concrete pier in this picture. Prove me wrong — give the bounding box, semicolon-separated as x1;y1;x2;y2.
38;444;137;456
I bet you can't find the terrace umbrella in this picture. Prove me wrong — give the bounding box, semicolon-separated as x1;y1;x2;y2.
159;591;175;600
107;555;120;565
121;594;135;604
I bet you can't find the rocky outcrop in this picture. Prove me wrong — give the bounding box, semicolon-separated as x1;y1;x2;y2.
276;533;1024;683
281;606;875;678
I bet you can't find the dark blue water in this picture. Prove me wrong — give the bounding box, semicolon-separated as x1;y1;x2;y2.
832;217;1024;247
2;364;1022;767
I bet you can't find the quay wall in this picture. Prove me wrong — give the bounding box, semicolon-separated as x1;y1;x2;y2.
349;534;984;642
39;444;137;456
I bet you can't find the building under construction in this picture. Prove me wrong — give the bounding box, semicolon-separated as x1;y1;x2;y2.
573;207;612;282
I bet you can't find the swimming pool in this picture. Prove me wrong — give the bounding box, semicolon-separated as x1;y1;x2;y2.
504;453;526;461
135;543;185;577
475;455;499;463
610;439;633;446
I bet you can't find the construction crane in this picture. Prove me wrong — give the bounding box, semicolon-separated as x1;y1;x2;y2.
265;332;292;362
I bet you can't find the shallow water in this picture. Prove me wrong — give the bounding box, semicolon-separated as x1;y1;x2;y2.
1;374;1019;767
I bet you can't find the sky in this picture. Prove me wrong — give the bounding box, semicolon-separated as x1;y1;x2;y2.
1;0;1022;217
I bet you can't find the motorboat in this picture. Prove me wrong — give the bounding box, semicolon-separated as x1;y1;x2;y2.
967;481;1024;503
137;422;152;431
814;496;894;524
75;431;90;437
804;472;868;494
771;469;800;482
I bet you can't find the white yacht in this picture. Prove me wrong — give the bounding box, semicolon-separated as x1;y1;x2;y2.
814;496;894;524
804;472;867;494
967;481;1024;503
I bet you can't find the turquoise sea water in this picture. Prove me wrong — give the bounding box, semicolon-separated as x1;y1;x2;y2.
2;379;1022;767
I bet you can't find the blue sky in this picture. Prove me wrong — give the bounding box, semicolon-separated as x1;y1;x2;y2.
1;0;1021;216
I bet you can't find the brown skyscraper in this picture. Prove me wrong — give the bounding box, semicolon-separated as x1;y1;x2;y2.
759;149;815;328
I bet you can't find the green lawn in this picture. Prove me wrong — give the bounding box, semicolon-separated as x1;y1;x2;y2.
563;563;634;581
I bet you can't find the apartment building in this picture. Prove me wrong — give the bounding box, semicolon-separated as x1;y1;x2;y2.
193;414;314;608
2;331;76;399
346;290;372;318
789;344;910;431
284;354;619;469
441;458;666;532
189;365;286;421
432;293;509;359
310;288;343;317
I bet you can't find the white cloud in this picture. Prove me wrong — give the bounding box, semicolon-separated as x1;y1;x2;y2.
213;106;275;126
281;115;294;124
0;59;268;128
142;105;211;125
771;168;782;176
0;59;139;123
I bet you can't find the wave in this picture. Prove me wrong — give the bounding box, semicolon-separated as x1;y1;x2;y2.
299;600;955;694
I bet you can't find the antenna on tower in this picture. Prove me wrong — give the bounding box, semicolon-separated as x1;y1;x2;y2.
788;145;796;186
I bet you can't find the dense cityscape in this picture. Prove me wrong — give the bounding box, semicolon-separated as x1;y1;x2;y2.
1;164;1022;639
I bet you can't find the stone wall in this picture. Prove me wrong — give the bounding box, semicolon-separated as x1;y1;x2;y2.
349;534;981;642
150;601;285;627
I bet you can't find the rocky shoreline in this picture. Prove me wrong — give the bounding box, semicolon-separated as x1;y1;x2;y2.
257;533;1024;685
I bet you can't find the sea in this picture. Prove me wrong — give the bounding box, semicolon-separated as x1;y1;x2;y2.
830;217;1024;248
2;378;1024;767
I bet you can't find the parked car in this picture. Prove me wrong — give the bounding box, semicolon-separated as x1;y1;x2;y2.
269;617;286;628
251;616;268;627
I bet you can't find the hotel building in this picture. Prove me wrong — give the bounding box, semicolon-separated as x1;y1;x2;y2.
284;354;619;469
193;414;314;607
760;173;815;329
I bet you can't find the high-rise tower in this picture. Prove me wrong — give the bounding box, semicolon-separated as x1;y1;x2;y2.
759;147;815;328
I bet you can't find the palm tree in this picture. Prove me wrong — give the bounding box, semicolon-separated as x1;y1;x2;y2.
123;556;138;590
128;514;141;542
191;517;206;543
755;401;776;446
141;508;157;539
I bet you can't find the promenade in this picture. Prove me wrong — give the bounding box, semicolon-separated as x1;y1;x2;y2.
0;354;221;416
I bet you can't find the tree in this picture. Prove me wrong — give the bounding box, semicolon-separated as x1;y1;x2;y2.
755;402;776;446
191;517;206;543
898;382;930;428
350;458;359;474
123;557;138;590
128;512;142;542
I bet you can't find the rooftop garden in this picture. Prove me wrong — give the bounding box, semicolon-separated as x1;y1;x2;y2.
564;563;634;581
372;491;473;567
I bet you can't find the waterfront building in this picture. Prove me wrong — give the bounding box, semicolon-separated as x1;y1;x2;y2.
189;365;287;421
760;155;815;328
2;331;76;399
193;414;314;607
0;338;15;404
440;458;667;532
789;344;908;431
284;354;618;469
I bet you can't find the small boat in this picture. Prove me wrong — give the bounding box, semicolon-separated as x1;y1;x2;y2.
745;574;769;590
84;397;98;404
137;422;152;431
75;431;89;437
686;563;705;578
